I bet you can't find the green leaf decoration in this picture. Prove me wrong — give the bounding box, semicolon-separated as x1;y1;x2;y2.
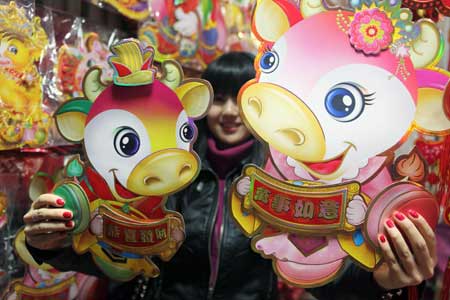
67;158;84;178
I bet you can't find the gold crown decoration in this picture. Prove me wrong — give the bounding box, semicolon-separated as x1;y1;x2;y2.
0;2;48;56
109;39;157;86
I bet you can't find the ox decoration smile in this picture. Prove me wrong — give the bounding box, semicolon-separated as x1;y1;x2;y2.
36;39;212;281
230;0;449;288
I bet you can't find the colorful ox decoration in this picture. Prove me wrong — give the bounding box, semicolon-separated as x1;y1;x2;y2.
231;0;446;288
50;39;212;281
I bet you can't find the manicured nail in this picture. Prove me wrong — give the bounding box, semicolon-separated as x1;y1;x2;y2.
379;234;387;243
386;219;395;228
394;212;405;221
408;209;419;219
65;221;74;228
63;211;72;219
56;198;65;206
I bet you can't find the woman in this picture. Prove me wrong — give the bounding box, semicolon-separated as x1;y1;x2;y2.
23;52;436;300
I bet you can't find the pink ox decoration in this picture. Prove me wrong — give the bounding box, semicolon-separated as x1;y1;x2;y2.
230;0;448;288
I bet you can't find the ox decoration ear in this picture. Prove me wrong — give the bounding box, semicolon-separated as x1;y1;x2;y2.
176;79;213;119
159;60;184;90
56;65;107;143
82;68;108;102
252;0;302;43
409;20;442;69
413;69;450;135
300;0;326;18
54;99;92;143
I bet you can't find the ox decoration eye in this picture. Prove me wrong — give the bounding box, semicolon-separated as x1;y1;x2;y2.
324;83;375;122
114;126;141;157
179;122;195;143
260;50;279;73
8;45;18;55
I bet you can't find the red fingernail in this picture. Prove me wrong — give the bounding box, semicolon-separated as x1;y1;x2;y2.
408;209;419;219
65;221;74;228
56;198;65;206
379;234;387;243
63;212;72;219
386;219;395;228
394;212;405;221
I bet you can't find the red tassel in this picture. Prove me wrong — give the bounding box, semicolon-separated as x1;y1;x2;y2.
408;286;418;300
441;258;450;300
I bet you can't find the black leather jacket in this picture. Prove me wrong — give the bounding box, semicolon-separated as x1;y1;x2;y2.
145;134;277;300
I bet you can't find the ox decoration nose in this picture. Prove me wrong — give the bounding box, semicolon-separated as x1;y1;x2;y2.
248;96;263;118
179;163;192;178
128;149;199;196
277;128;306;146
144;176;161;186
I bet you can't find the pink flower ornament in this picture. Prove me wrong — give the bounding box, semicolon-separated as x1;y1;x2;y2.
349;8;394;55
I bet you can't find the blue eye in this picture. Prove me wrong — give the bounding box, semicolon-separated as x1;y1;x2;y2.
114;127;140;157
259;51;279;73
324;83;366;122
180;122;195;143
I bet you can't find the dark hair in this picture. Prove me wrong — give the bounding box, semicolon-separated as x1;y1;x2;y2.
201;52;256;98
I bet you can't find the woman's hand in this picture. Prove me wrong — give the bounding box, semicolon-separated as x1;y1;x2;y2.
373;210;436;290
23;193;74;250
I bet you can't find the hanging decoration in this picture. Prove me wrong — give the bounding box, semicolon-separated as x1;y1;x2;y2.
140;0;227;70
56;32;113;100
0;1;50;150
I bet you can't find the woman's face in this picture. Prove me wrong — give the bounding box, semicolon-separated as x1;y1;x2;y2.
207;94;251;146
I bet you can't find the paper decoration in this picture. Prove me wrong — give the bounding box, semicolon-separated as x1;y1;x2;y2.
56;32;112;100
140;0;227;69
222;0;259;53
230;0;447;287
0;1;49;150
48;39;212;281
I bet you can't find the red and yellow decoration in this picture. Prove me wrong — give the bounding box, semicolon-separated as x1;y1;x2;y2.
56;32;112;100
238;165;362;234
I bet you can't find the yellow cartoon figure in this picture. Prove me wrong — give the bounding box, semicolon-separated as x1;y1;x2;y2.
0;2;49;149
